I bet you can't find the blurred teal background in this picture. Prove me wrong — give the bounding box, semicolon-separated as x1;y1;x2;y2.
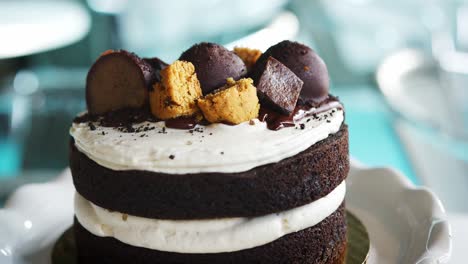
335;86;417;183
1;0;467;211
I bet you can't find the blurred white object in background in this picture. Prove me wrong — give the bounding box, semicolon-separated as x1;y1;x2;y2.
87;0;128;14
448;213;468;264
108;0;289;60
455;4;468;51
375;1;468;215
292;0;455;85
376;49;448;128
376;48;468;213
0;0;91;59
433;31;468;140
225;11;299;51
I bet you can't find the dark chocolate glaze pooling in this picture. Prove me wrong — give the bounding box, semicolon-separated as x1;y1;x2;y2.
75;95;341;132
74;108;157;132
165;116;198;130
260;96;343;130
74;108;201;131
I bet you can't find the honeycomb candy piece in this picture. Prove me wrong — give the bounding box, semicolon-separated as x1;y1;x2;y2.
234;47;262;70
198;78;259;125
150;61;202;120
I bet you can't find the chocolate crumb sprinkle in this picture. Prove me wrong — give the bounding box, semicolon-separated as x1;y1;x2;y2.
169;155;175;160
300;124;305;130
74;108;158;133
89;123;96;131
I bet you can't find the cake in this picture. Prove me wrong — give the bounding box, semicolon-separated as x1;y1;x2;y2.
69;40;349;263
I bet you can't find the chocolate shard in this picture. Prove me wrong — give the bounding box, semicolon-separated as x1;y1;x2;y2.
251;40;329;105
143;57;168;84
256;56;303;115
86;50;153;115
179;42;247;95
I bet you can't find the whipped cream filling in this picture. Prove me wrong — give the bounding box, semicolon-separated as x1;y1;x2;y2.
70;107;343;174
75;180;346;253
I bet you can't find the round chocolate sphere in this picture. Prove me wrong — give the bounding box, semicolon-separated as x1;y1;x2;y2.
86;50;152;115
252;40;329;104
179;42;247;94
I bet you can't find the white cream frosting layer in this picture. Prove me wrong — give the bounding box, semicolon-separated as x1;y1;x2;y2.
75;180;346;253
70;107;343;174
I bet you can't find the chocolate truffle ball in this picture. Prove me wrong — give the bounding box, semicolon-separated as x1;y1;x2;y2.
252;40;329;104
86;50;153;115
179;42;247;94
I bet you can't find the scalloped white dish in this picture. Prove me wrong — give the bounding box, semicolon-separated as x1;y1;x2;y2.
0;160;451;264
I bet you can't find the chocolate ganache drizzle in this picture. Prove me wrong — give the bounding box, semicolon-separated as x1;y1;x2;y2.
74;96;342;132
259;96;343;130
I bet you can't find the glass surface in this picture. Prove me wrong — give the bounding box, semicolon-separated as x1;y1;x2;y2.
0;93;21;177
291;0;450;84
113;0;288;61
0;67;86;199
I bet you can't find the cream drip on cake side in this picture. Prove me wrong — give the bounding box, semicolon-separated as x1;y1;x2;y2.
74;180;346;254
70;107;344;174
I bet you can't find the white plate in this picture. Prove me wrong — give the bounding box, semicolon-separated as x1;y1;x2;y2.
0;1;91;59
0;161;451;264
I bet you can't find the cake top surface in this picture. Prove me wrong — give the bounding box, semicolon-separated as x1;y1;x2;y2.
71;40;345;174
71;105;343;174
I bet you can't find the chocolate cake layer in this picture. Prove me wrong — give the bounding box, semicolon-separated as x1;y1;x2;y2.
70;124;348;220
74;203;346;264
